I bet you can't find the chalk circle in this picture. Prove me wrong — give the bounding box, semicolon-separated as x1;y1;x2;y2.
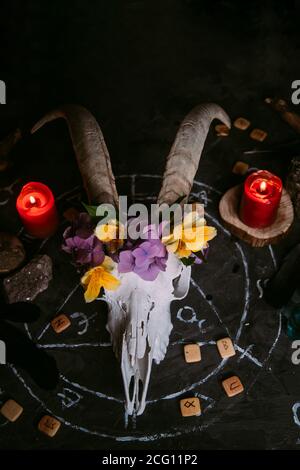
177;306;198;323
16;175;281;442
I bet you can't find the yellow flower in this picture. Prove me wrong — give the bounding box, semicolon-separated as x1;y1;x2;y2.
81;256;120;303
162;210;216;259
95;219;124;252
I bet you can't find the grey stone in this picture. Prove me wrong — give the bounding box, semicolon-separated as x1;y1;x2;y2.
3;255;53;303
0;233;26;274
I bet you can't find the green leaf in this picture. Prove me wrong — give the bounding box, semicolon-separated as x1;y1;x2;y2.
181;257;195;267
82;202;98;217
82;202;118;221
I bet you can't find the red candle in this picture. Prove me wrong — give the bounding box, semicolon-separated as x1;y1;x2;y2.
16;182;59;238
239;170;282;228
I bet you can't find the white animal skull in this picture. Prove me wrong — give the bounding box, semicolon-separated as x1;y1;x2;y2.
32;102;230;416
105;253;191;415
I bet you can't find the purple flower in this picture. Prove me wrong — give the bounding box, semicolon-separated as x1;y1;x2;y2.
62;213;105;267
118;225;168;281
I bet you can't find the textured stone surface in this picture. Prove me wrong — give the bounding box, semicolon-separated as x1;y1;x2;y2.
0;233;26;274
3;255;52;303
286;156;300;218
1;0;300;452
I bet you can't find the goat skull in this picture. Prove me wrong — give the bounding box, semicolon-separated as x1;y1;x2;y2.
32;102;230;416
106;252;191;415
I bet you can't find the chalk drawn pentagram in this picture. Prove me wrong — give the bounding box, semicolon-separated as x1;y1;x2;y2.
6;174;282;442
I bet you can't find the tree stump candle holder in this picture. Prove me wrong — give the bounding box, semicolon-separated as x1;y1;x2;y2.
219;185;294;247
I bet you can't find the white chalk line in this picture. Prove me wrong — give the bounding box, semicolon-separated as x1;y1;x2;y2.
192;210;250;345
36;283;81;342
37;342;112;349
246;314;282;394
234;242;250;344
29;181;237;417
36;323;50;341
148;359;227;403
15;179;281;441
8;363;225;442
36;342;229;406
256;279;264;299
37;180;259;408
55;283;81;315
117;174;223;197
293;402;300;428
269;245;278;270
24;182;82;341
190;278;231;336
24;323;32;341
60;374;123;404
36;338;262;369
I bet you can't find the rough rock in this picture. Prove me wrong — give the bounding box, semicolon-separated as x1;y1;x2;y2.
3;255;53;303
0;233;26;274
286;156;300;218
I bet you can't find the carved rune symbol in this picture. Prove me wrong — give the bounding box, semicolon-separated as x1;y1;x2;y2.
184;400;195;408
230;381;239;390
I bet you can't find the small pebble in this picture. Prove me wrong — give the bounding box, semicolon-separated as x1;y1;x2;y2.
0;399;23;422
51;314;71;334
38;415;61;437
234;117;251;130
180;397;201;417
184;344;201;363
232;161;249;176
3;255;52;303
222;376;244;397
250;128;268;142
217;337;236;358
215;124;230;137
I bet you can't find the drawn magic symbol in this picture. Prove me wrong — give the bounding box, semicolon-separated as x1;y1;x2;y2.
177;306;206;331
293;402;300;428
57;387;82;409
184;400;195;408
70;312;94;336
194;190;212;208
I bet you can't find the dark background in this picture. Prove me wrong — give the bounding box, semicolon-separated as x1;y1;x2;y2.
1;0;300;450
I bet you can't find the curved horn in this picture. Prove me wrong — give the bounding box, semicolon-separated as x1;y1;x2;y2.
158;103;231;205
31;105;119;206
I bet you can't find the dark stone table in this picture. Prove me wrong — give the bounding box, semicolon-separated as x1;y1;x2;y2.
1;0;300;450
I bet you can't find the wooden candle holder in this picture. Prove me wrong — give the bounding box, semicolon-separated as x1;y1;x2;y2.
219;185;294;247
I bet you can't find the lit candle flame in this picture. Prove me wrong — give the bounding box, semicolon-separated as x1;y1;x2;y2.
29;195;36;205
260;181;267;193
